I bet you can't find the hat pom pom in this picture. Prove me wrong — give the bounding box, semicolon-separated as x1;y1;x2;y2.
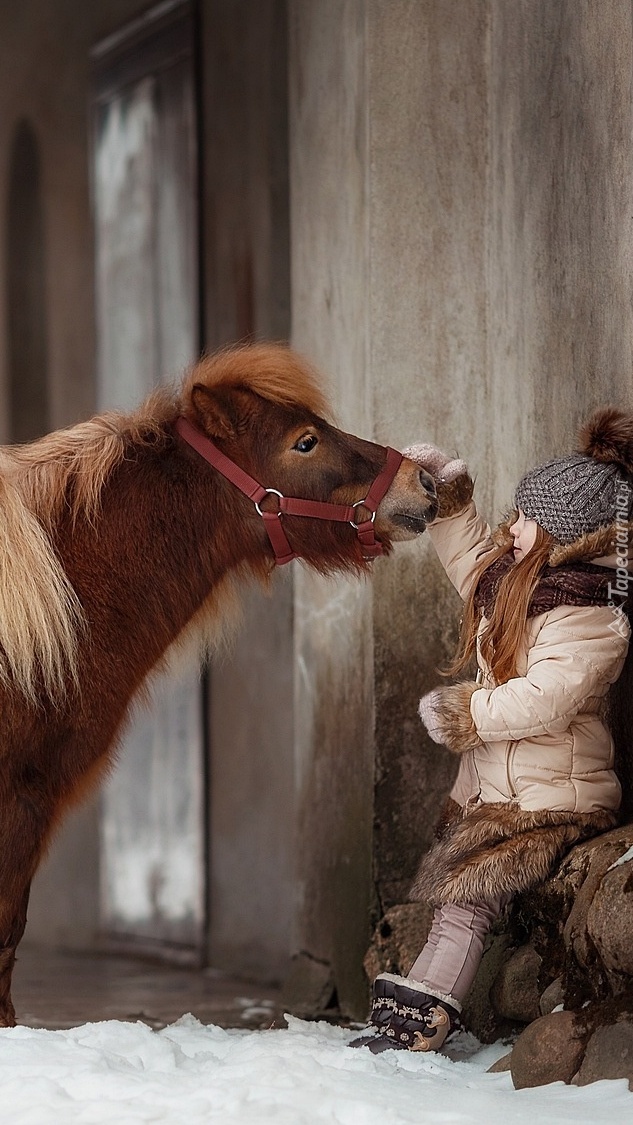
579;408;633;474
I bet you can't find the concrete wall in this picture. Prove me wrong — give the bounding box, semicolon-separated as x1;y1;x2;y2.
0;0;295;979
488;0;633;474
1;0;633;1014
0;0;149;949
289;0;633;1019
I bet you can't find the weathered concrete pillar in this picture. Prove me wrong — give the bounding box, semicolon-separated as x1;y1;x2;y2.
288;0;375;1018
289;0;633;1022
486;0;633;821
289;0;489;1017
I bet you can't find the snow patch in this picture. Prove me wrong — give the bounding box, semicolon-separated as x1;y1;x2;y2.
608;844;633;871
0;1014;630;1123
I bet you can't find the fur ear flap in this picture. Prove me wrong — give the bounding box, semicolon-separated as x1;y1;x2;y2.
579;407;633;474
190;384;237;439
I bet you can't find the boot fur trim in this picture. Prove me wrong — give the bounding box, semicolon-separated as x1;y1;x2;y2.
407;980;462;1013
375;972;462;1013
410;801;616;906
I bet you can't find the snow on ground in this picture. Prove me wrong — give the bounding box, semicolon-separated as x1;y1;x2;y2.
1;1014;632;1125
608;843;633;869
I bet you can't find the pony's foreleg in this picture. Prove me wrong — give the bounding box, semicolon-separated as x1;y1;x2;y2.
0;786;56;1027
0;885;30;1027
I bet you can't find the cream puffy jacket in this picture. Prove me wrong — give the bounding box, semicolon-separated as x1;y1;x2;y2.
428;502;630;815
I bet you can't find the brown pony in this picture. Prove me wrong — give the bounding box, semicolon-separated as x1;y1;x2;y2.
0;342;436;1026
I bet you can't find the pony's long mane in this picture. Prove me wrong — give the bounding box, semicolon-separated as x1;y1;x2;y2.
0;344;329;705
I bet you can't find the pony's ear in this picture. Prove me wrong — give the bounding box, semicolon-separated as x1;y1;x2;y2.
190;384;237;439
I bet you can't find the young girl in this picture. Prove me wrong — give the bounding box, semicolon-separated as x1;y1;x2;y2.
352;407;632;1054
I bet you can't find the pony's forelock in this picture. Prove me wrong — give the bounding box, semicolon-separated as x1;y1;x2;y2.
183;343;332;420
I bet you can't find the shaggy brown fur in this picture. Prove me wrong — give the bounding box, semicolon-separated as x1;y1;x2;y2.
435;472;474;519
549;523;633;567
0;342;435;1028
579;407;633;474
433;796;463;842
433;681;483;752
410;802;616;906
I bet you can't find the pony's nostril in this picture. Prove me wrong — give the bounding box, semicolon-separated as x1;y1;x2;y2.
419;469;436;498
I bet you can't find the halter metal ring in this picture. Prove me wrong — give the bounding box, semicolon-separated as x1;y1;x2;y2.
350;499;377;528
255;488;284;517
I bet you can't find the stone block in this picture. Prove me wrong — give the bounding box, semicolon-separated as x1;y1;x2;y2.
510;1011;585;1089
461;930;517;1044
563;831;633;971
490;944;541;1023
363;902;434;982
281;952;335;1018
539;975;564;1016
488;1051;513;1073
575;1021;633;1088
587;863;633;977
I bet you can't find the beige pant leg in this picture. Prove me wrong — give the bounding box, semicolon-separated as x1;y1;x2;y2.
408;893;509;1005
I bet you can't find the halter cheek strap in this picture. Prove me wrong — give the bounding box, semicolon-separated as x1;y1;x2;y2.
174;416;403;565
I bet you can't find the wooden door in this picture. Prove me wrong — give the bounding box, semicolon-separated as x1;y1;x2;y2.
92;0;205;960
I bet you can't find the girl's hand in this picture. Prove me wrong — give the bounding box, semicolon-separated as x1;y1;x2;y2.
418;683;483;752
403;444;473;519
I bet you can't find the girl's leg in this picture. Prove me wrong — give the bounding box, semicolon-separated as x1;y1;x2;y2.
408;893;509;1005
406;907;443;984
353;894;510;1052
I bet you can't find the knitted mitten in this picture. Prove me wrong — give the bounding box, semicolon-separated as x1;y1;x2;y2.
402;443;467;482
418;688;446;744
418;683;483;753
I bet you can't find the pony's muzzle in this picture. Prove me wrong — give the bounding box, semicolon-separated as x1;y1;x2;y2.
420;469;439;522
419;468;437;501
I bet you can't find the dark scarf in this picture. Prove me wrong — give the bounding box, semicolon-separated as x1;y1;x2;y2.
474;552;618;620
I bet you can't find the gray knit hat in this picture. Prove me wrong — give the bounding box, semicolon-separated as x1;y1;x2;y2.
514;409;633;545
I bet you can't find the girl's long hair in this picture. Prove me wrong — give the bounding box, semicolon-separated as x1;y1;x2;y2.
446;520;556;685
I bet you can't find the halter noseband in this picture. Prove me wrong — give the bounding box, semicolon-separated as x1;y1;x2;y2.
174;415;403;565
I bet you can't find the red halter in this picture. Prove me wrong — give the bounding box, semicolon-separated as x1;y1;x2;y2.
174;416;403;565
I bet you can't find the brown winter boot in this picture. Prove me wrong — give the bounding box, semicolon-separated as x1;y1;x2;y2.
349;974;460;1053
348;973;399;1047
350;975;460;1054
382;978;460;1052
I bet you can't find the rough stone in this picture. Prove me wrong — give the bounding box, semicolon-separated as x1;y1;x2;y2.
539;976;565;1016
587;863;633;978
510;1011;586;1089
461;930;517;1045
575;1021;633;1088
363;903;434;983
490;944;542;1023
516;825;633;1012
487;1052;513;1073
563;832;633;972
281;952;335;1018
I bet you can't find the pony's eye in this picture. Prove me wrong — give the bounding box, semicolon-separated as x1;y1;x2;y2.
294;434;318;453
